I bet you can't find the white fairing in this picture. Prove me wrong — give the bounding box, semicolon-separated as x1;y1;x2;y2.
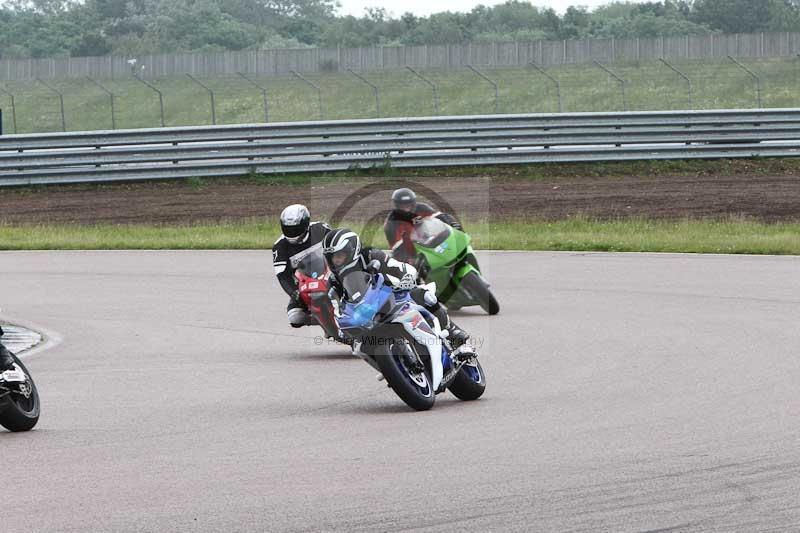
396;308;444;390
1;364;27;384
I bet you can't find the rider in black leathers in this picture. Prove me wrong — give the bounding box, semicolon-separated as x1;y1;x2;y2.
322;228;470;348
272;204;332;328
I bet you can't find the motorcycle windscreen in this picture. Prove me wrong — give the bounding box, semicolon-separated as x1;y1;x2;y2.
411;217;451;249
339;272;392;329
291;242;327;279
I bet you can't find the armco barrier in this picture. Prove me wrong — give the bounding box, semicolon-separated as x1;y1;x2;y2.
2;109;800;187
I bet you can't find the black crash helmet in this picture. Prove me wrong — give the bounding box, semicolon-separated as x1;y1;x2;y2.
391;187;417;213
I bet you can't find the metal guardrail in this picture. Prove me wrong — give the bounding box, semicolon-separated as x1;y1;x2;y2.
2;109;800;187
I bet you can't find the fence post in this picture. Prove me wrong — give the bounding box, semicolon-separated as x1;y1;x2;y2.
290;70;323;120
466;65;499;114
0;84;17;134
658;58;693;110
36;77;66;131
728;56;762;107
185;73;216;125
133;74;165;127
529;62;562;113
347;68;380;118
237;72;269;123
592;60;628;111
86;76;116;129
405;66;439;115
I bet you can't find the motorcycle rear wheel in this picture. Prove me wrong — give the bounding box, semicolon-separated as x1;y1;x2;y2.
449;359;486;401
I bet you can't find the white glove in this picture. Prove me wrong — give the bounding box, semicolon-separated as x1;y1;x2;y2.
366;259;381;274
423;288;438;306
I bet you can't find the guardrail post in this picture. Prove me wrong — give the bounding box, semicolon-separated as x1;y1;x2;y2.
186;73;216;125
347;69;380;118
466;65;499;114
529;62;563;113
290;70;324;120
658;58;693;110
86;76;117;129
36;77;66;131
405;66;440;115
0;84;17;134
237;72;270;123
592;60;627;111
133;74;165;127
728;56;763;108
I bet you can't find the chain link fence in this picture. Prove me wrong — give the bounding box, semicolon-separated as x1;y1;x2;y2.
2;57;800;134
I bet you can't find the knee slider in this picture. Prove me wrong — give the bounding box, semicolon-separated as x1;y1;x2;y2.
288;307;308;326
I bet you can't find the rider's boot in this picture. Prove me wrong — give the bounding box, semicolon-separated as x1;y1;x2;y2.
414;286;473;356
431;305;471;352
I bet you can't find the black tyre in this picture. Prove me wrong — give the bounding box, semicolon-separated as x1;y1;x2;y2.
461;271;500;315
375;339;435;411
0;354;40;432
448;359;486;401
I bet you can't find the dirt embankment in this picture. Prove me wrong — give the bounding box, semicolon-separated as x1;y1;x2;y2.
2;172;800;225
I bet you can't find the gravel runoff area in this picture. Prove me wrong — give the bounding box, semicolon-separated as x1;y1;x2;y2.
2;171;800;225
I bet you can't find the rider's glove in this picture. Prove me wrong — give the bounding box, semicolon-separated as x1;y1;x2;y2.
398;272;416;291
423;288;438;306
366;259;381;275
327;286;338;300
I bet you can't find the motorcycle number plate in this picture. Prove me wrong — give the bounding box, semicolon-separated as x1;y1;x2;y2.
308;281;320;290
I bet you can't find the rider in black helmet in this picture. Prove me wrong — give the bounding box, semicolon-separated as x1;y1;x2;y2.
272;204;332;328
322;228;470;349
384;187;463;263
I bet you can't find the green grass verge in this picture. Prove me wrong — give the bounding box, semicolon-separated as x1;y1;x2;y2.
2;218;799;255
3;56;800;134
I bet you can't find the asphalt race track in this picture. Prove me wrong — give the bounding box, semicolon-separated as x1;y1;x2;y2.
3;251;800;532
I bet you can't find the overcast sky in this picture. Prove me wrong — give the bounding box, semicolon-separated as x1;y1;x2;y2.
336;0;612;17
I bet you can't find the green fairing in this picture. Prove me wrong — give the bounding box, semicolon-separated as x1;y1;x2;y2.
412;222;480;308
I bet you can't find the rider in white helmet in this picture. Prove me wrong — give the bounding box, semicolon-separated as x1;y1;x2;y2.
272;204;332;328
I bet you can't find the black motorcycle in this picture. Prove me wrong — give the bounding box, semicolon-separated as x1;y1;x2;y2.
0;346;40;432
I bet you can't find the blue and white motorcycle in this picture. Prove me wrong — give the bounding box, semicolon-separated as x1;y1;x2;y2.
337;271;486;411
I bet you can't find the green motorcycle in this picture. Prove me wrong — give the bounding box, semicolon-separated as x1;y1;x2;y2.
406;217;499;315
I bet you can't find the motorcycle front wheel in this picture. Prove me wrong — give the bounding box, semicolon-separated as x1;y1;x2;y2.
0;354;40;432
375;339;435;411
461;271;500;315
